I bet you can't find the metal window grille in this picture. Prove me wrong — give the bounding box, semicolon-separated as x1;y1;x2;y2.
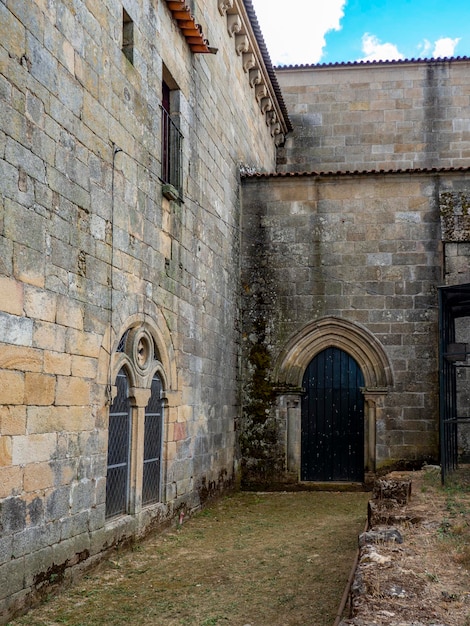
142;374;163;505
106;368;131;518
161;105;183;198
116;329;129;353
439;283;470;483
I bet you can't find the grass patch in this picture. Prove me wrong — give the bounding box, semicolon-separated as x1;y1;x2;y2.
10;491;368;626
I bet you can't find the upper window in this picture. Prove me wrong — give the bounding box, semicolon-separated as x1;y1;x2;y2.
122;9;134;64
161;74;183;201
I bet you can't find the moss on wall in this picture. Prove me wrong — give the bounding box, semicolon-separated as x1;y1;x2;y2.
240;317;284;488
440;191;470;242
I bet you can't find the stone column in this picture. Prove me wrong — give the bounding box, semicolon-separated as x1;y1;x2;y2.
284;393;303;477
128;387;152;514
362;389;387;475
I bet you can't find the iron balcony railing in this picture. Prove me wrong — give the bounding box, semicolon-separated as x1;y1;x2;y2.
161;105;183;200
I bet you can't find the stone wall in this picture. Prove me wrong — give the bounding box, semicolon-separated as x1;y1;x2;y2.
0;0;285;620
240;171;470;484
276;59;470;173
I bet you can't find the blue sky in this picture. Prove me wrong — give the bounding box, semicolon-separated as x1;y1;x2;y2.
252;0;470;66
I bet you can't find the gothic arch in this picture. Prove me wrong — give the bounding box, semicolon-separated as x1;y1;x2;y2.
110;312;177;392
274;317;393;478
274;316;393;391
97;310;178;397
99;309;178;518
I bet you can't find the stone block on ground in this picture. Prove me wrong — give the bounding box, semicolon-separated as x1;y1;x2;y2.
372;478;412;505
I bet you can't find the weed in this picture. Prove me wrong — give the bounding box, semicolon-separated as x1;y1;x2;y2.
278;592;295;605
200;616;227;625
9;492;368;626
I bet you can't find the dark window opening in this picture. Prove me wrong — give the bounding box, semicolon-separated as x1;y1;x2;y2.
142;374;164;505
439;283;470;483
122;9;134;64
161;76;183;200
106;368;131;518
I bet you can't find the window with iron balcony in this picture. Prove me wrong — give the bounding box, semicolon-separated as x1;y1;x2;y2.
161;79;183;201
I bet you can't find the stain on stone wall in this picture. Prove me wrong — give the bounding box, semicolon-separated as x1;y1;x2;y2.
240;207;284;488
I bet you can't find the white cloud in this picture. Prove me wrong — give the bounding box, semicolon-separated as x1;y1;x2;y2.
417;39;433;58
359;33;404;62
432;37;460;58
252;0;347;65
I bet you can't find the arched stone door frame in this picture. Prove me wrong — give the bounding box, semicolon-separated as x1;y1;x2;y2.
273;317;393;480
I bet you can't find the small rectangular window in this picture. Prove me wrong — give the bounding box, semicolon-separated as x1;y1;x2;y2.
122;9;134;64
161;75;183;200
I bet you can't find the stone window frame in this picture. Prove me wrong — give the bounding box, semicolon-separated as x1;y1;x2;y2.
122;8;135;65
161;66;183;201
105;322;172;519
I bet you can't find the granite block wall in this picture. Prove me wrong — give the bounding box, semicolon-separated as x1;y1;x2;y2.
0;0;282;619
276;59;470;173
240;171;470;483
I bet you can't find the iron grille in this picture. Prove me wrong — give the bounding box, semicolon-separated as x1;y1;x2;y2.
142;374;163;505
106;368;131;518
116;330;129;353
439;283;470;483
161;105;183;198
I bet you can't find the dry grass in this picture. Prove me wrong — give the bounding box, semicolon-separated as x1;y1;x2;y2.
348;466;470;625
9;491;369;626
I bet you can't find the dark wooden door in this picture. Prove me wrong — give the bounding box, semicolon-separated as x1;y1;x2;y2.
301;348;365;482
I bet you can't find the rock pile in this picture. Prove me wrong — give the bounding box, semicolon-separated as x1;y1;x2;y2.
339;474;458;626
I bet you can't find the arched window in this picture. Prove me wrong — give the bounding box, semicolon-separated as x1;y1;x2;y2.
105;324;168;519
106;368;131;518
143;374;164;505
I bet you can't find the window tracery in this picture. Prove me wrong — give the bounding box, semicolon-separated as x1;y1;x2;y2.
105;325;166;519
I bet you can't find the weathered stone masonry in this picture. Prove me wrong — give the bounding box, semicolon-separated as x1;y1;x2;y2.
2;0;470;621
241;171;469;482
240;59;470;486
0;0;289;621
276;59;470;173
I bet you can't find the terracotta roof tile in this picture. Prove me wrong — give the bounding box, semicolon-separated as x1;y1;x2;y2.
275;56;470;71
165;0;215;53
241;165;470;179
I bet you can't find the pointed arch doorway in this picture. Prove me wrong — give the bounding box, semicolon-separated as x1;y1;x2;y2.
274;317;393;482
301;347;365;482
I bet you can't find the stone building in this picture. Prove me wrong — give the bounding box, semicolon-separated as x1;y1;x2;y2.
0;0;289;620
240;59;470;485
1;0;470;622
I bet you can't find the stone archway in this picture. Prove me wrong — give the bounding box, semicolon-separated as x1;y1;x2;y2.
274;317;393;480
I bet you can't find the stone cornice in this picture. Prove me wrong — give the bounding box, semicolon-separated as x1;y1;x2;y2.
219;0;291;144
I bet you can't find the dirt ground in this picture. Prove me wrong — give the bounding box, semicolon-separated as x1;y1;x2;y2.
343;466;470;626
9;491;368;626
10;467;470;626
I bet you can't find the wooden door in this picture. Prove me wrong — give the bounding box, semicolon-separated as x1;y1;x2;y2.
301;348;365;481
